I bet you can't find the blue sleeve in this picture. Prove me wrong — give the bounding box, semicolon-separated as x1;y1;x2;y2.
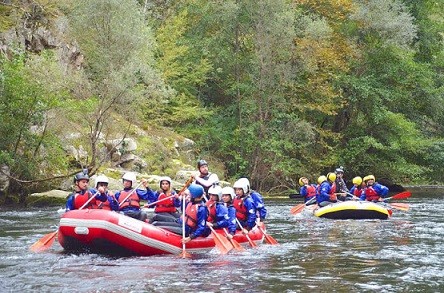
90;188;107;202
252;191;267;220
172;192;181;207
245;198;257;230
65;194;75;211
374;184;389;197
215;204;229;229
300;186;307;197
108;194;119;211
359;191;366;201
190;205;209;239
136;188;157;202
317;183;331;203
114;191;121;201
227;206;237;235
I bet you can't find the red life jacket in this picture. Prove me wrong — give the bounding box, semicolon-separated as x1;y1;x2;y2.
154;191;177;213
364;186;379;201
329;182;337;201
73;190;99;210
184;203;200;228
306;185;316;199
206;199;217;223
118;189;140;210
96;194;113;210
233;197;248;221
353;187;362;197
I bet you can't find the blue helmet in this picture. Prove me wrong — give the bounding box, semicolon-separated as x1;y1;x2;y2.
188;184;204;199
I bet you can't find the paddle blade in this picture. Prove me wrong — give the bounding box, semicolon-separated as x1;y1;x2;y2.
391;191;412;200
258;226;279;245
212;231;232;254
29;231;57;253
290;204;305;215
228;237;245;252
390;203;410;211
245;234;258;248
179;250;192;258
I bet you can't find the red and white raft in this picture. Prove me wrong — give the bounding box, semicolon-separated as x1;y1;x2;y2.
58;209;264;256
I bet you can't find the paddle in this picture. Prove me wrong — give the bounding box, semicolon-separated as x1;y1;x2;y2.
144;176;193;208
223;228;245;251
30;190;100;253
235;218;258;248
208;225;233;254
179;187;191;258
290;196;317;215
255;220;279;245
117;181;144;207
383;191;412;202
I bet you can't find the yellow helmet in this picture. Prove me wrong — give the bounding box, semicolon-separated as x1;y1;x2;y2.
298;177;307;186
327;172;336;182
364;175;375;182
317;175;327;184
352;176;362;185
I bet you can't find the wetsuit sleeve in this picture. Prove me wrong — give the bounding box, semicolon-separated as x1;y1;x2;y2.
190;206;209;239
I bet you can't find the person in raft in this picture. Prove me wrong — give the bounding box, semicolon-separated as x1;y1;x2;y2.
193;159;220;195
349;176;364;199
316;173;338;207
115;172;157;222
150;176;182;223
233;178;257;231
206;185;231;231
221;186;238;236
93;175;119;211
236;177;268;222
298;177;317;203
65;171;107;211
359;175;389;202
334;167;351;201
181;184;210;243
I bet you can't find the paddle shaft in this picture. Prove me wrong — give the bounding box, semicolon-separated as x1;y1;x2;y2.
79;190;101;210
118;181;144;207
235;218;257;247
145;177;193;208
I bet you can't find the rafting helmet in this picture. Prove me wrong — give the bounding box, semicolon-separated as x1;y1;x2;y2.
208;185;223;200
364;175;375;182
221;186;235;200
122;172;137;186
335;167;344;174
197;159;208;169
159;176;172;188
188;184;204;199
352;176;362;185
298;177;308;186
95;175;109;188
233;178;249;194
317;175;327;184
327;172;336;182
74;171;89;183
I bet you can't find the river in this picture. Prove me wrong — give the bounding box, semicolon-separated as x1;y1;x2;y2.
1;189;443;292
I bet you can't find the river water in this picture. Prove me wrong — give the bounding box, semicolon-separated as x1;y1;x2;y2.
1;189;443;292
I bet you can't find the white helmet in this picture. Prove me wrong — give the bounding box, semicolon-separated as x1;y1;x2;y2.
159;176;172;188
221;186;235;200
233;178;249;194
95;175;109;188
208;185;223;200
122;172;137;186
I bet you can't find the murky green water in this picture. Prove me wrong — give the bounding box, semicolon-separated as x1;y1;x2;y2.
1;190;443;292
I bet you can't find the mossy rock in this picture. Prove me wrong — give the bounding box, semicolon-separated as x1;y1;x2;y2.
27;190;69;207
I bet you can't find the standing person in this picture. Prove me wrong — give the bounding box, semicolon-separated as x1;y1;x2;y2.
65;172;107;211
93;175;119;211
221;186;237;236
206;185;231;230
182;184;210;243
298;177;317;203
151;176;181;222
360;175;389;202
349;176;364;199
232;178;257;231
236;177;267;222
193;159;219;195
115;172;157;222
316;173;338;207
335;167;349;201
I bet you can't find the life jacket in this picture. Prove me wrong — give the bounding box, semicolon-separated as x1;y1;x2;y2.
73;190;99;210
96;193;114;210
196;173;212;193
154;191;177;213
329;182;337;201
353;187;362;197
118;189;140;210
306;185;316;199
233;196;248;221
184;203;201;229
364;186;379;201
206;199;217;223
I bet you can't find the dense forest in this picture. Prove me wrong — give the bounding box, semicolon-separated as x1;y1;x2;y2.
0;0;443;197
